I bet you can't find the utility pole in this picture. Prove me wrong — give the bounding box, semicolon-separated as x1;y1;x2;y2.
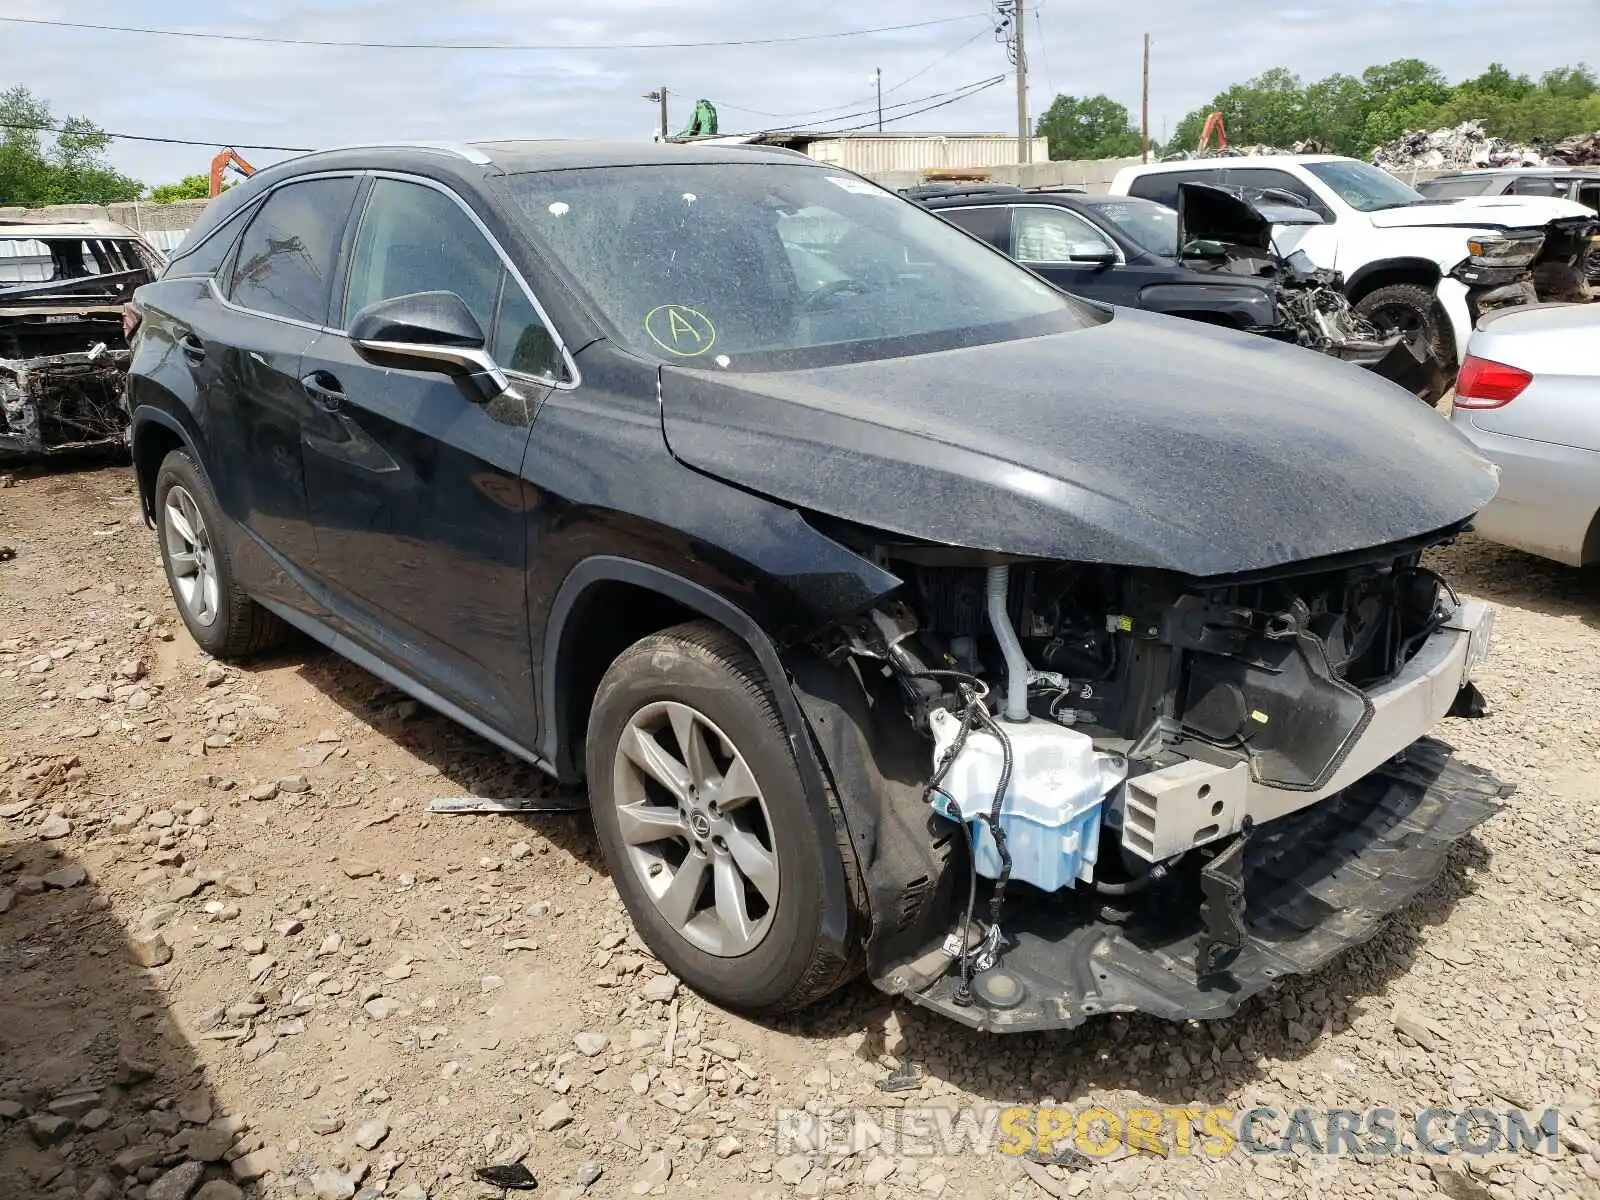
875;68;883;132
643;88;669;140
1014;0;1030;163
1141;33;1150;162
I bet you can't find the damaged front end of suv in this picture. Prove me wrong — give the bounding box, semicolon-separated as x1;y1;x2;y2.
662;312;1509;1033
0;223;158;460
797;537;1500;1032
1175;183;1438;397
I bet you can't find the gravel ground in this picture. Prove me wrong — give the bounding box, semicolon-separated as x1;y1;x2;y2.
2;463;1598;1200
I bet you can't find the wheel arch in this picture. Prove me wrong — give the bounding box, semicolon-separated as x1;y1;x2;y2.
1344;258;1443;304
1581;506;1600;568
130;404;202;527
541;554;863;956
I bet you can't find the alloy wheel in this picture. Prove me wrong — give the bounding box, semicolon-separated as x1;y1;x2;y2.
611;700;780;957
163;484;220;627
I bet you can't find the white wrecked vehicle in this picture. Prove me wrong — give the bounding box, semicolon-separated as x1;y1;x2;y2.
1109;155;1597;374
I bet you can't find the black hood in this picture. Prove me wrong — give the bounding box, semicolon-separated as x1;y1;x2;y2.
658;309;1498;577
1178;182;1276;253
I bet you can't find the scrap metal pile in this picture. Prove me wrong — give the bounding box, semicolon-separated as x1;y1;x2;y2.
1372;120;1600;170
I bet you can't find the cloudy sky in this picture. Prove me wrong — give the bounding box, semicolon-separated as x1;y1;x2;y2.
5;0;1599;187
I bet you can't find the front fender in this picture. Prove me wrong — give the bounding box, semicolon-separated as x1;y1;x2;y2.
540;556;868;961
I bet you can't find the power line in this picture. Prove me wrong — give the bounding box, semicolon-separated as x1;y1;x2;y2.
834;75;1009;132
1033;8;1055;99
0;120;310;152
883;25;995;97
695;22;994;123
719;75;1007;137
0;13;989;52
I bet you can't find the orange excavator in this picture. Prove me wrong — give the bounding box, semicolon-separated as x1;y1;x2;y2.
209;148;257;198
1196;111;1229;153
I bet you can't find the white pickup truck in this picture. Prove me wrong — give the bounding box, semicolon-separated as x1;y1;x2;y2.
1108;155;1597;370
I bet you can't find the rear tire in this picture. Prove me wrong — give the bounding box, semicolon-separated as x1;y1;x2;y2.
585;620;859;1014
154;449;287;660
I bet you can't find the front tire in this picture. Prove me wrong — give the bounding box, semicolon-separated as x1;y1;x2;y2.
585;621;857;1014
154;449;286;659
1354;282;1454;400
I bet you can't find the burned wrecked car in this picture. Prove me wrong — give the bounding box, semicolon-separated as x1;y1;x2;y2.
1;221;160;459
127;143;1505;1033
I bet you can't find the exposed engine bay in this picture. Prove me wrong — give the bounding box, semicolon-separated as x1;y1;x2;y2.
0;328;131;459
807;530;1501;1030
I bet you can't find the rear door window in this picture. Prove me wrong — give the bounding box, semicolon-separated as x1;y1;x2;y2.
1417;177;1498;199
1507;176;1561;197
228;177;359;325
1222;168;1335;220
938;206;1010;252
1126;168;1221;209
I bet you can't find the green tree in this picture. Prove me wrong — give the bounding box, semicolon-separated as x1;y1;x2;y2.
1168;59;1600;158
1301;73;1367;154
149;174;213;203
1458;63;1535;101
1035;94;1142;160
0;85;141;205
1540;64;1597;100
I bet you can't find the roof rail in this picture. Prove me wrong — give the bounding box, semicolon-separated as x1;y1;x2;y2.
298;142;494;165
902;182;1025;201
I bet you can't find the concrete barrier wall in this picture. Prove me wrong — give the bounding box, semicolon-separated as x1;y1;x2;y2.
0;197;213;234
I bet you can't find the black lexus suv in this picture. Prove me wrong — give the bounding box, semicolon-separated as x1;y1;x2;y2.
127;140;1505;1032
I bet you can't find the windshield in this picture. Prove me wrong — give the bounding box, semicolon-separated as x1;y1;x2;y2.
1080;198;1178;257
1303;160;1427;212
503;163;1096;368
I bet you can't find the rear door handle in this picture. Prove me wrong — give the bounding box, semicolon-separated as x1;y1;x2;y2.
178;333;206;363
301;372;345;412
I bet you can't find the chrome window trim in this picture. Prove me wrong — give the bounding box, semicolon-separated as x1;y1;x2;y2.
357;170;579;390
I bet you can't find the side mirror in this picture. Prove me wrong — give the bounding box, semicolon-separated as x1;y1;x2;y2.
1068;247;1118;266
349;291;507;401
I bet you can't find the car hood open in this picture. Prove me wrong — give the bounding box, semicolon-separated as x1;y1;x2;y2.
1176;182;1284;253
658;309;1499;577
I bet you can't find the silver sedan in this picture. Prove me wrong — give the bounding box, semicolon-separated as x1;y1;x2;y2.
1450;302;1600;566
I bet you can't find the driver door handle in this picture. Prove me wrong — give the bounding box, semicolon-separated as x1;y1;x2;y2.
301;371;345;413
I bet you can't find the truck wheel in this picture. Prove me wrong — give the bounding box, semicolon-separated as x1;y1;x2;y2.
1355;283;1452;361
154;449;287;659
585;621;859;1015
1355;283;1454;403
